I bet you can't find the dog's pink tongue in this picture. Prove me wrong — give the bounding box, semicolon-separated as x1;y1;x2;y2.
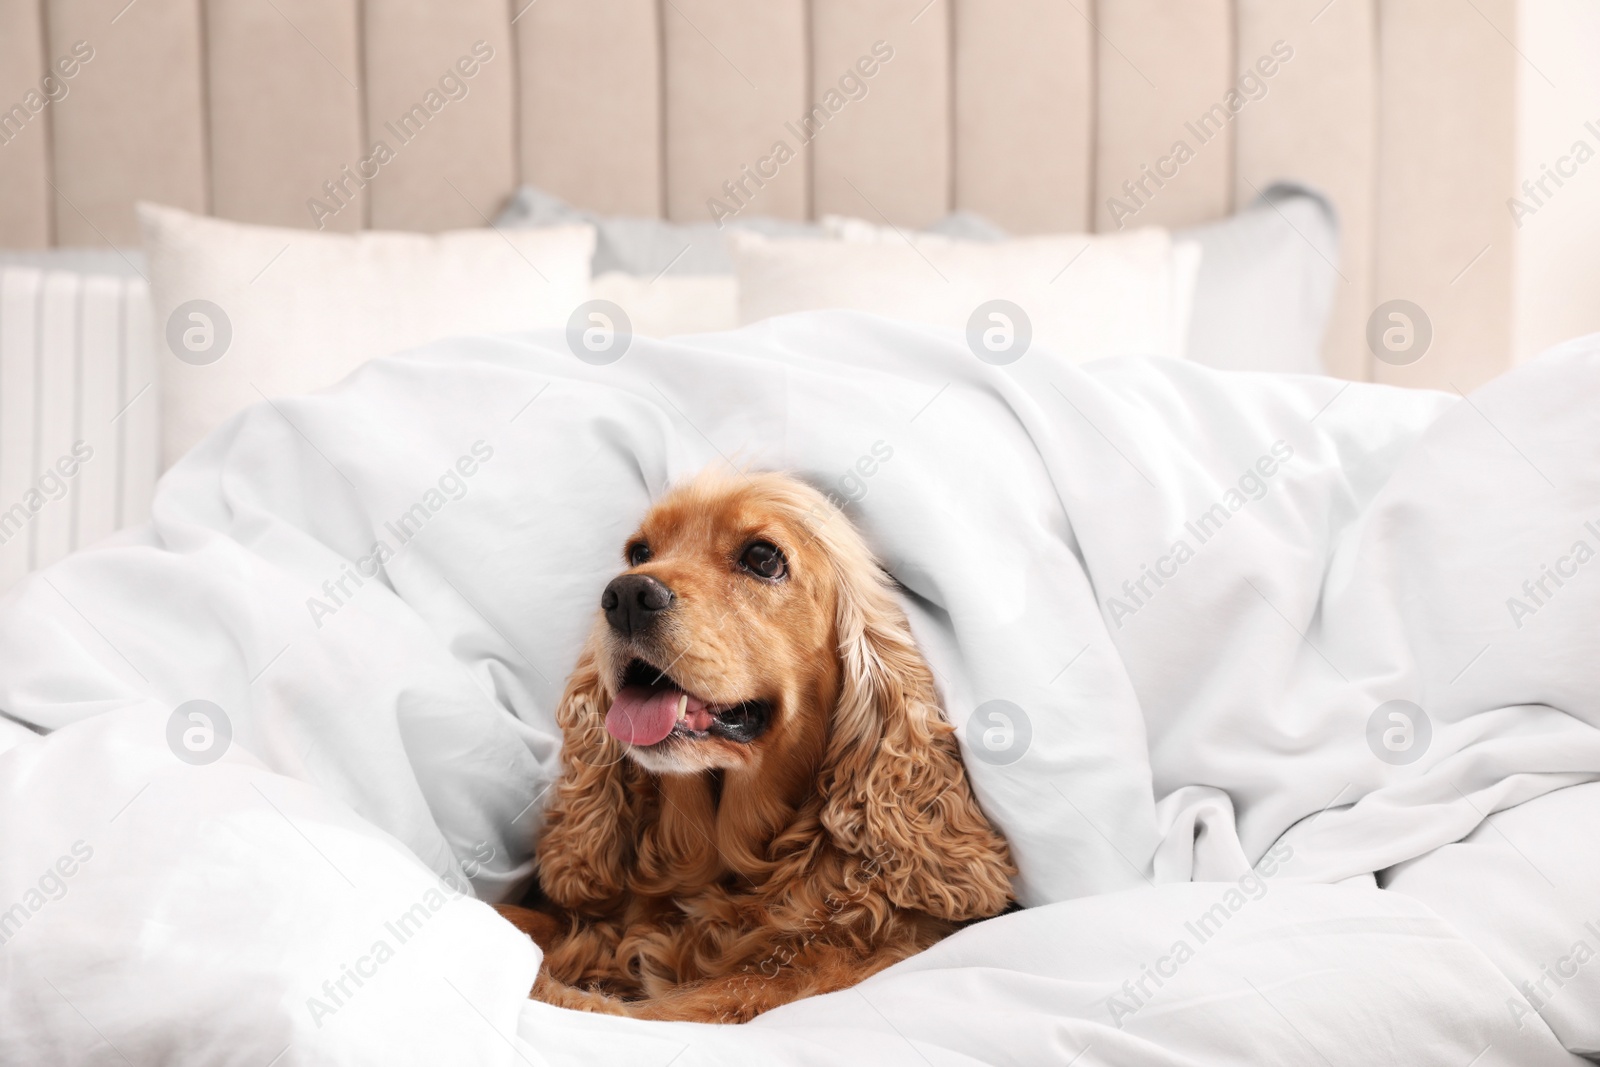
605;687;683;746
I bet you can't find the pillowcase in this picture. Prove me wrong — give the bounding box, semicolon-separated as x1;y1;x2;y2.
495;185;818;276
491;186;1008;285
732;225;1202;362
823;184;1339;374
1178;182;1339;375
589;272;738;338
139;203;595;466
496;183;1340;372
829;185;1339;374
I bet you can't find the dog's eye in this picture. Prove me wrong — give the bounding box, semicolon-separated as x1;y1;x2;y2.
626;542;651;567
739;541;787;580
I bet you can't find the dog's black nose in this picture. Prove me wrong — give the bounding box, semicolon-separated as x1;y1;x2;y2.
601;573;674;636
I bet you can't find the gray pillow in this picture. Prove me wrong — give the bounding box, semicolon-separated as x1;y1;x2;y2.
494;186;820;276
920;210;1010;242
494;182;1341;375
492;188;1014;276
1177;182;1339;376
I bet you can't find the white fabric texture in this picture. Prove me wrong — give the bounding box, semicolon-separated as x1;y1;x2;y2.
519;882;1580;1066
1385;780;1600;1056
1;313;1598;1063
138;203;595;467
732;227;1202;362
0;705;540;1065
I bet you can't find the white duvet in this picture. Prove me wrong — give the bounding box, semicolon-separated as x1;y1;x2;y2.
1;313;1598;1065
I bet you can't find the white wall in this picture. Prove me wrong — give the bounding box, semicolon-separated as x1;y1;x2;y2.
1514;0;1600;361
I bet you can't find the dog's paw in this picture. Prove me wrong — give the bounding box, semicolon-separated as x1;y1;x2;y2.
626;979;770;1024
529;971;632;1015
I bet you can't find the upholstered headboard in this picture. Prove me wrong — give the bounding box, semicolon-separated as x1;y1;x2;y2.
0;0;1518;389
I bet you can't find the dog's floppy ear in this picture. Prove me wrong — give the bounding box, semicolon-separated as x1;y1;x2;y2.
814;528;1016;921
535;642;644;910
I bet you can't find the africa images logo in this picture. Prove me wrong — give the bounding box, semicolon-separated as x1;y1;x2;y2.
0;442;95;548
1106;841;1294;1028
706;41;895;226
1104;441;1295;627
1503;517;1600;630
304;878;469;1028
305;442;494;628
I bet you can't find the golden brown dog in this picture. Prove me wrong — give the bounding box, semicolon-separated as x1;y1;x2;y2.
498;469;1015;1022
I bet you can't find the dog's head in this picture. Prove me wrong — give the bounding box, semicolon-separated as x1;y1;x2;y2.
539;469;1015;921
591;471;843;776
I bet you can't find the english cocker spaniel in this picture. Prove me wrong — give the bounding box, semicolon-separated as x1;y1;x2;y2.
497;469;1015;1022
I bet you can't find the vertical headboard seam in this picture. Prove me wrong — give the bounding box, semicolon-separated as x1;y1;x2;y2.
1365;0;1383;382
1086;0;1101;231
1224;0;1238;215
802;0;815;222
37;0;56;246
196;0;214;218
505;0;522;208
944;0;955;216
354;0;371;228
654;0;668;219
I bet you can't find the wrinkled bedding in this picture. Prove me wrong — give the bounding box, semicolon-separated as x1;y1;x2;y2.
1;313;1598;1064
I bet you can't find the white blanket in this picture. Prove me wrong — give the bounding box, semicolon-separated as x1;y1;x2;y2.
1;313;1597;1064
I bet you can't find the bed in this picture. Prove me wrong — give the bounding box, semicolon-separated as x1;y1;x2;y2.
1;2;1596;1065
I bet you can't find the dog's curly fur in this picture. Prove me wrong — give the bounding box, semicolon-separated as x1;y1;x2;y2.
499;470;1015;1022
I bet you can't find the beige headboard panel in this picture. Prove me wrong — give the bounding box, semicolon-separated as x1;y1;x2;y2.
0;0;1518;389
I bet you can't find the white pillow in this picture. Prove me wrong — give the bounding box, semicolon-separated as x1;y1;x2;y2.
733;220;1202;363
589;271;737;338
139;204;595;466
